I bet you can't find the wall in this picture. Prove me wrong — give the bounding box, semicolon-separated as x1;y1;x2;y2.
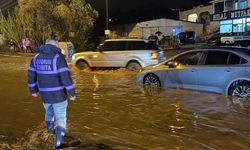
206;21;220;34
180;21;204;36
180;5;213;22
137;18;181;38
110;18;203;39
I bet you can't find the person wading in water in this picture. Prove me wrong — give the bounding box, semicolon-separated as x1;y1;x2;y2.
27;37;76;149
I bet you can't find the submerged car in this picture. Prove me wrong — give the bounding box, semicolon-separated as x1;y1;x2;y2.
137;47;250;98
71;39;166;70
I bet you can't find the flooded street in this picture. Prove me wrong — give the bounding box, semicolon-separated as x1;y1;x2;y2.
0;55;250;150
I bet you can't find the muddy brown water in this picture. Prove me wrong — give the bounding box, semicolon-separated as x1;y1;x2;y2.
0;55;250;150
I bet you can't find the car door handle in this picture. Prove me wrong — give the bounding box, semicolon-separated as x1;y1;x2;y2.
190;68;196;72
225;68;231;72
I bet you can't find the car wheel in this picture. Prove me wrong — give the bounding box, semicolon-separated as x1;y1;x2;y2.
229;81;250;98
143;74;161;87
76;60;89;70
126;62;142;71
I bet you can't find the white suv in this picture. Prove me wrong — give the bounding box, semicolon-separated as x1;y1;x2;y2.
71;39;166;70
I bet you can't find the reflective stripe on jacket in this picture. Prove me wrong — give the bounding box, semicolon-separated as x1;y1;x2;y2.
27;44;76;103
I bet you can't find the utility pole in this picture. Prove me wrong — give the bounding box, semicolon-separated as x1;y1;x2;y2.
106;0;109;30
104;0;110;38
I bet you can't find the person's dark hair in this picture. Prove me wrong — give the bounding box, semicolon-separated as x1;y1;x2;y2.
50;31;57;40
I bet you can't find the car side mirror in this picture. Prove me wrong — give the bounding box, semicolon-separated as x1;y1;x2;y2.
95;47;102;52
167;62;178;68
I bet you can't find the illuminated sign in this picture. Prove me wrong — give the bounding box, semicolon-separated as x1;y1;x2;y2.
212;8;250;21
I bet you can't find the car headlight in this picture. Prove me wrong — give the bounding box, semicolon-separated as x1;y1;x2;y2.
71;55;76;60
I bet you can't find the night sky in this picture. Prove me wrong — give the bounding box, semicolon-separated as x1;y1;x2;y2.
87;0;211;37
88;0;211;25
88;0;211;13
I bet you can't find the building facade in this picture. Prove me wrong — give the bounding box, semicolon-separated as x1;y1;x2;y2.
211;0;250;44
110;18;203;39
180;4;219;36
109;18;204;49
180;5;213;23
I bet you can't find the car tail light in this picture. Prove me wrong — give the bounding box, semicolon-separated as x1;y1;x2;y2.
151;52;158;59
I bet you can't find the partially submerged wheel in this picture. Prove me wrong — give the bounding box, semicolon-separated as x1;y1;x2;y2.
126;62;142;71
229;81;250;98
143;74;161;87
75;60;89;70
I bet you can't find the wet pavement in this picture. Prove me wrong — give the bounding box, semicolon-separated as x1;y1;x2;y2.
0;53;250;150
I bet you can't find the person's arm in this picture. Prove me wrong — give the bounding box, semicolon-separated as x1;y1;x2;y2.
31;45;41;52
27;57;39;96
57;55;76;100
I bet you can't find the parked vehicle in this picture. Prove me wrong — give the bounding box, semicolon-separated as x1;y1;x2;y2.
137;47;250;98
221;35;250;47
71;39;166;70
177;31;196;45
220;36;234;45
207;34;221;46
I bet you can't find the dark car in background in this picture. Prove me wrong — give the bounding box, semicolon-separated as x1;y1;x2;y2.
177;31;196;45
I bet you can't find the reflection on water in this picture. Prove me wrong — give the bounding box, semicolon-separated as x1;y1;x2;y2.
0;56;250;149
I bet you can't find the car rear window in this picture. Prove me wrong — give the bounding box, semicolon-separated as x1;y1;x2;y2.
205;51;247;65
228;53;241;64
205;51;229;65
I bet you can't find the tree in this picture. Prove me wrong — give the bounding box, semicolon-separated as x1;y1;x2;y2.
0;8;33;51
0;0;98;52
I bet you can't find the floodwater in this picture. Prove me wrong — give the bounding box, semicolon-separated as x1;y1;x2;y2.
0;55;250;150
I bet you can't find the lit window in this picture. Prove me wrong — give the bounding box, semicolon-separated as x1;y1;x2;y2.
234;0;238;10
220;24;233;33
188;13;198;22
220;20;233;33
221;20;233;24
233;19;244;33
239;0;248;9
233;19;243;24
